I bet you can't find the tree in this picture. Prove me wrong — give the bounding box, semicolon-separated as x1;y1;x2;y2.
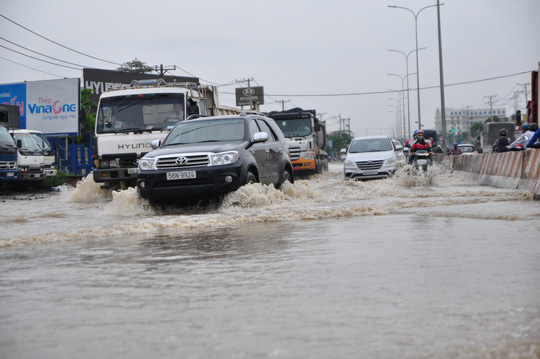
118;58;154;73
484;116;501;123
328;131;354;154
76;88;97;145
470;122;483;139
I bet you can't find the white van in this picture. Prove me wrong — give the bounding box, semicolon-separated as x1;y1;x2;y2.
344;135;403;180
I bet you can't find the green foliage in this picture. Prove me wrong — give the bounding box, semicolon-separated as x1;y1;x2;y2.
76;88;97;144
470;122;483;138
328;131;354;152
43;170;68;188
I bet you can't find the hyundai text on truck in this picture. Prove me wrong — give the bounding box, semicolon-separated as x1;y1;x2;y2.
265;108;328;175
93;79;241;189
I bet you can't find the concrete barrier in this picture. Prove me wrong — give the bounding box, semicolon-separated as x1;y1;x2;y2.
442;150;540;197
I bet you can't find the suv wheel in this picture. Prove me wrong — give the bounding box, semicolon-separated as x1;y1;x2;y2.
245;171;257;184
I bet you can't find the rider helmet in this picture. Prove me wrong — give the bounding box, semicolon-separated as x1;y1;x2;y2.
529;123;539;132
499;129;507;136
416;129;424;135
521;123;530;131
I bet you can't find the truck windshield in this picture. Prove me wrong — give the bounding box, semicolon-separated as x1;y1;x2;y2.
0;126;15;144
30;132;54;155
163;118;245;146
96;95;185;134
276;119;312;137
12;132;44;155
349;138;393;153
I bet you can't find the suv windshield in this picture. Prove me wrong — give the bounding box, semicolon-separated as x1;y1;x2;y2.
349;138;393;153
97;94;184;133
163;118;246;146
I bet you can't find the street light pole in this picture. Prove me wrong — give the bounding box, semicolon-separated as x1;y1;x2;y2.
388;48;425;140
388;4;441;130
388;74;407;141
388;97;403;139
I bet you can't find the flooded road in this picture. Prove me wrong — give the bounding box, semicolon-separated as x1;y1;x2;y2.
1;163;540;358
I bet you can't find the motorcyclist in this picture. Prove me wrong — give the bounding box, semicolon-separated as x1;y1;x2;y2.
492;129;510;153
449;142;463;156
408;129;432;164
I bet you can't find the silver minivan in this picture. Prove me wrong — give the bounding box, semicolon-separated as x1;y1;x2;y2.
344;135;403;180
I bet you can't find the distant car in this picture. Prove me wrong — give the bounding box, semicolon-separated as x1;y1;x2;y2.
137;112;294;203
457;144;477;155
344;135;401;180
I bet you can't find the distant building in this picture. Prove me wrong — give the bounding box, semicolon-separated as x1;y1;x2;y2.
434;107;508;134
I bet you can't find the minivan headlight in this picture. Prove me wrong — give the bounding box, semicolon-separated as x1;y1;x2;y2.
210;151;239;166
344;159;356;168
138;158;156;171
384;156;397;166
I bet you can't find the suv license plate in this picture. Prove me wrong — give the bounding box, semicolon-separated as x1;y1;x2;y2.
167;171;196;180
363;170;378;175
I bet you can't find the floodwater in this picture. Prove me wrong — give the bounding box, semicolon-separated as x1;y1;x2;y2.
1;163;539;359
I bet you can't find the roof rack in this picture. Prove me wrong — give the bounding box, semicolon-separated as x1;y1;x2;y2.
239;110;265;116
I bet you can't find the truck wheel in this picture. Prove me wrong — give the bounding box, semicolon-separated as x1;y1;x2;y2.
245;171;257;184
315;159;323;174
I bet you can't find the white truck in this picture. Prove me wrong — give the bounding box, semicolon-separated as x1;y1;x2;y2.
10;129;46;188
93;79;241;189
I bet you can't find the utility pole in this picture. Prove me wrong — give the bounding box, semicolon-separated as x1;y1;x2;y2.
154;64;176;78
485;95;497;121
278;99;291;111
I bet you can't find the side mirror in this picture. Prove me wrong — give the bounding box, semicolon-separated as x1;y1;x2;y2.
340;148;347;155
17;139;22;148
151;139;161;149
395;144;403;151
253;132;269;143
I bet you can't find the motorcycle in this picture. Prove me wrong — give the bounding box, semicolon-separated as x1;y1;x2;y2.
410;150;432;173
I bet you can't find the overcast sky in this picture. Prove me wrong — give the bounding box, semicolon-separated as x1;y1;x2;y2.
1;0;539;138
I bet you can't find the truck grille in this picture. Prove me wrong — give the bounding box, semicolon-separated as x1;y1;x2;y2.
0;161;17;169
156;154;210;169
289;146;301;161
355;160;383;170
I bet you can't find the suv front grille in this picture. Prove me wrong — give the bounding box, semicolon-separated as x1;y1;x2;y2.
355;160;383;170
156;154;210;169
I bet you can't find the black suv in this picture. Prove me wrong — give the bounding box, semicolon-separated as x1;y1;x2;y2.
137;112;294;203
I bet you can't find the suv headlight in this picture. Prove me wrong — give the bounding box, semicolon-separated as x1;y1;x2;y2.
138;158;156;171
210;151;239;166
344;159;356;168
384;156;397;166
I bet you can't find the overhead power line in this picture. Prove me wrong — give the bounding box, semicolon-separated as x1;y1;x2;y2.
0;13;121;66
0;44;81;70
0;55;65;78
0;36;92;68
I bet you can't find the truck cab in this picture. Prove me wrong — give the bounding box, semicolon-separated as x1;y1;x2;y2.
266;108;328;175
0;124;18;189
11;129;46;186
23;130;57;178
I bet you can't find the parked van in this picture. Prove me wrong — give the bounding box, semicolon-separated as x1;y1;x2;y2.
11;130;46;187
344;135;402;180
